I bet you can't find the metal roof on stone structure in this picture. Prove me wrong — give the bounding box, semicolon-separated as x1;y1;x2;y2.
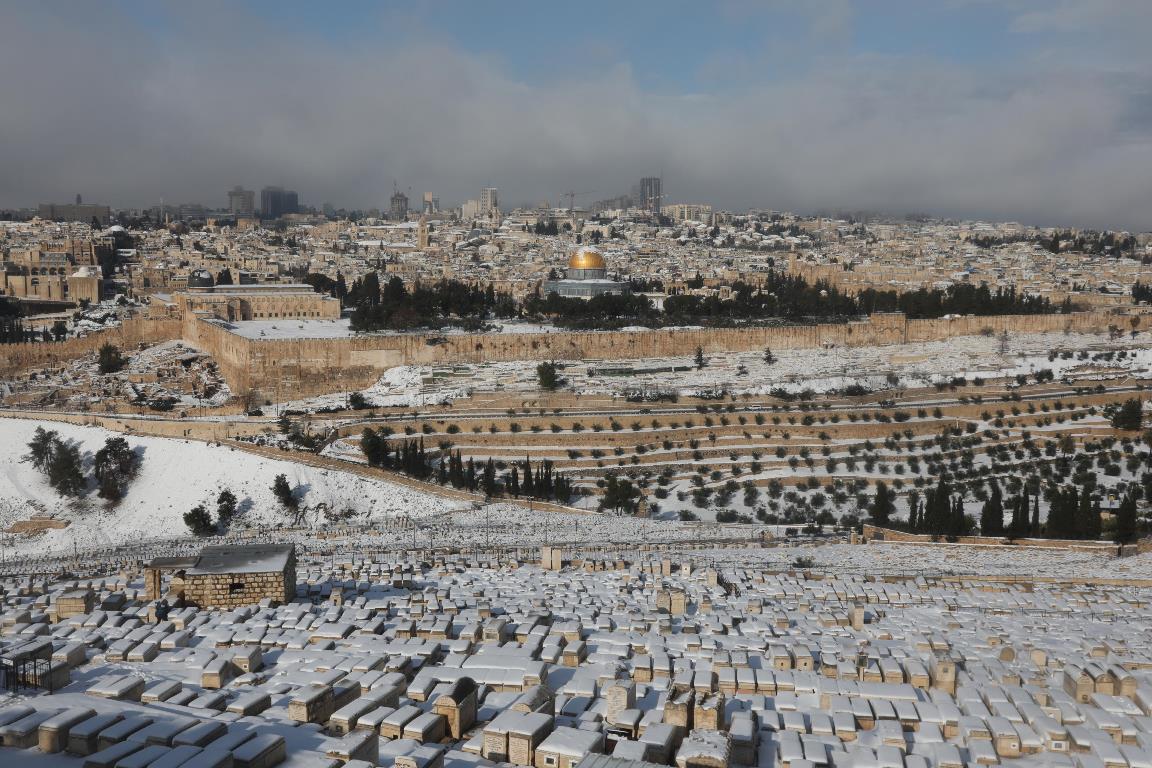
185;543;294;576
145;555;199;570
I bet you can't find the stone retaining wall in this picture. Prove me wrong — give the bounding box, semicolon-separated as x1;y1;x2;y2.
0;318;182;376
863;523;1118;551
198;309;1123;401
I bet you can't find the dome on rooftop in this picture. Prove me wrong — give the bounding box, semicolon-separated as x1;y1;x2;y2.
568;246;606;272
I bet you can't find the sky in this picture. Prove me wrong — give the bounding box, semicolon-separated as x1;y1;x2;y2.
1;0;1150;229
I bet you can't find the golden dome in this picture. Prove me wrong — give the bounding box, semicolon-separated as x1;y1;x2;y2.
568;247;606;271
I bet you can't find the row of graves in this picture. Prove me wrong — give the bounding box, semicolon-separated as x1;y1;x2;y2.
0;544;1150;767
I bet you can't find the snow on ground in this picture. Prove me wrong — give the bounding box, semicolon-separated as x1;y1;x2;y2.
572;330;1152;398
285;365;469;411
2;337;230;411
213;317;356;339
273;329;1152;413
219;317;576;341
0;418;464;557
702;541;1152;580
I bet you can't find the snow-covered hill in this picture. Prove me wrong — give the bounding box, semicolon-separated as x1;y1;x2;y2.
0;418;463;556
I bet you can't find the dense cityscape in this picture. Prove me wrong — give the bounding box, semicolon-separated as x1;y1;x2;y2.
2;3;1152;768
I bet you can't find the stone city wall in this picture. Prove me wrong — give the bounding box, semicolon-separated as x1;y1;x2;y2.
0;318;182;376
0;307;1124;403
904;310;1119;343
205;310;1121;401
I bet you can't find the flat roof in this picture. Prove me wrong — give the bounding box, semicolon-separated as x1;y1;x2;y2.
212;318;356;340
186;543;294;575
146;556;199;570
185;284;318;294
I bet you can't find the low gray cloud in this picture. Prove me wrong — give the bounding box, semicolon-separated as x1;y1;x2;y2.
1;2;1150;230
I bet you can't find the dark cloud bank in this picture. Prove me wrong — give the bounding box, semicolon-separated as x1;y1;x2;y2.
1;2;1150;230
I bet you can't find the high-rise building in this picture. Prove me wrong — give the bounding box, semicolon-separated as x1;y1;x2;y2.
662;203;713;224
422;192;439;215
177;203;207;221
480;187;499;215
260;186;299;219
38;198;111;224
390;190;409;221
639;177;662;217
228;186;255;217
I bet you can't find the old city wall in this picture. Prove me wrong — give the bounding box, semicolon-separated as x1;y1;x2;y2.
211;309;1122;400
0;308;1123;403
226;313;911;400
187;317;255;396
904;310;1117;343
0;318;182;376
862;524;1117;551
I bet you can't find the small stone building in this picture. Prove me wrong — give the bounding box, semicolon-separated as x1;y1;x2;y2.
182;544;297;609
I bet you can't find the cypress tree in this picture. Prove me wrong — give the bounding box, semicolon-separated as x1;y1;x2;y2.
868;481;895;526
1074;483;1099;539
541;461;554;498
523;457;535;496
949;495;966;537
981;481;1004;536
1115;493;1138;545
921;486;937;535
1049;486;1076;539
1009;494;1028;538
482;458;497;497
924;480;952;536
1082;490;1101;540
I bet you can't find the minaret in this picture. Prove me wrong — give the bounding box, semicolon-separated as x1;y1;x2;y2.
417;215;429;249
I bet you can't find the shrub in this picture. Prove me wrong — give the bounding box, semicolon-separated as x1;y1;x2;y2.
97;343;126;374
184;505;215;536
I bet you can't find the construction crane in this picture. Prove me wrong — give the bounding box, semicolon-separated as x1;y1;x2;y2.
561;191;593;215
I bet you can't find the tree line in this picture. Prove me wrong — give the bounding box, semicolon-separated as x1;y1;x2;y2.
312;269;1070;335
869;476;1138;544
0;298;34;344
347;274;517;332
24;427;140;502
361;428;573;503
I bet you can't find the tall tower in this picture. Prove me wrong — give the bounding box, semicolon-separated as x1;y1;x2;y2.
389;181;409;221
228;186;255;217
417;215;430;249
639;177;662;218
480;187;499;216
260;186;298;219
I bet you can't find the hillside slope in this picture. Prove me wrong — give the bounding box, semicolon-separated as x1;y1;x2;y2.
0;418;462;556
